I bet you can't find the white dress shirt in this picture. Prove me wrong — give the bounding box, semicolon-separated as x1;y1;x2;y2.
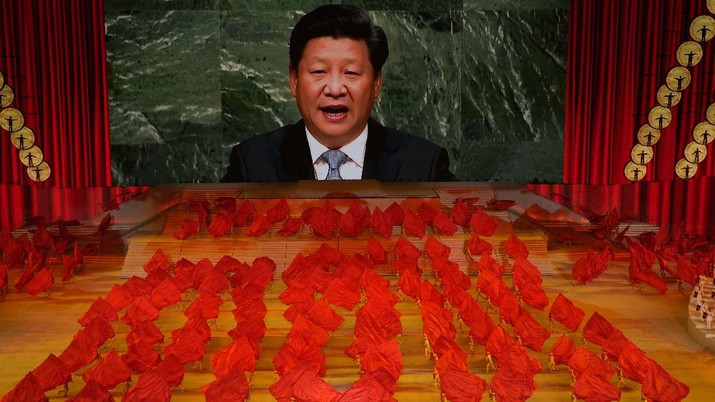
306;126;368;180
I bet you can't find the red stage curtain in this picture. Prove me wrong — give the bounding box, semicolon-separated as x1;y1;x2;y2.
0;0;111;187
565;0;715;184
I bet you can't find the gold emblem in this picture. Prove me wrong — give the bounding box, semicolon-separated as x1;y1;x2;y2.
675;158;697;179
707;103;715;125
637;124;661;146
624;161;646;182
693;121;715;145
0;84;13;109
709;0;715;14
690;15;715;42
648;106;671;130
11;127;35;150
0;107;24;132
656;85;681;108
19;145;43;167
676;41;703;67
631;144;654;165
665;66;691;92
684;141;707;164
27;161;51;182
0;71;3;89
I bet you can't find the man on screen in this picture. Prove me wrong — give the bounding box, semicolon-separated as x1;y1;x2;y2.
221;4;454;183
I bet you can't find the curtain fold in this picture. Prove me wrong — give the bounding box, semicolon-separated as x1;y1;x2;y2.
0;0;111;187
565;0;715;185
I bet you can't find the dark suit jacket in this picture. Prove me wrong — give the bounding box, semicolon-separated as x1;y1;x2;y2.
221;118;455;183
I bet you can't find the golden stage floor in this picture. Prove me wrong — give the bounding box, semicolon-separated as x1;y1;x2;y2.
0;238;711;401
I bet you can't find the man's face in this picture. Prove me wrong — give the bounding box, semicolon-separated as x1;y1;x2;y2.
289;37;382;149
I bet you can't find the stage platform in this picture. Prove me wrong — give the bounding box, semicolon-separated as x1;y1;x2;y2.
0;182;712;401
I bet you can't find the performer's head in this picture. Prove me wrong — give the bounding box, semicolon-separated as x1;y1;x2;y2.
288;5;389;149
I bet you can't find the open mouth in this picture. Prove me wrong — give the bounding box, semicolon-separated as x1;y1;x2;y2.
320;106;349;118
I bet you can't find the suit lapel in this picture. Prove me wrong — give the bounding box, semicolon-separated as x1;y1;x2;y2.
363;118;400;181
278;120;315;181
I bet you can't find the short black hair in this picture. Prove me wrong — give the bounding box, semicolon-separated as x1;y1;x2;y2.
289;5;389;74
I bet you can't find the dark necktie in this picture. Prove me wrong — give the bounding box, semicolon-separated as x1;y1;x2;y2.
321;149;348;180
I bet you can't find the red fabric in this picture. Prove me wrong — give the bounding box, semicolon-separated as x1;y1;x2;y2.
369;206;393;238
66;381;114;402
165;329;207;365
207;211;233;239
548;293;585;332
394;237;422;260
78;297;118;326
143;249;170;275
402;210;425;238
211;336;257;377
150;278;181;310
469;208;498;237
582;311;615;346
676;255;702;286
266;198;290;224
504;235;529;260
188;200;209;227
185;293;223;320
234;200;254;226
121;295;160;326
83;317;115;347
277;217;302;236
59;330;98;372
122;339;161;372
305;299;345;332
25;267;54;296
432;211;457;236
198;268;230;295
0;373;46;402
467;232;493;256
437;361;487;402
151;354;185;388
450;198;472;227
635;269;668;293
366;237;388;264
0;0;111;187
82;349;131;389
202;364;249;402
602;330;630;361
127;321;164;346
489;368;536;402
61;254;79;282
214;197;236;215
360;339;403;380
214;255;243;274
122;276;154;297
567;346;616;381
477;254;504;277
550;335;576;365
617;342;653;382
385;202;405;226
566;0;715;184
424;236;451;260
269;367;340;402
172;219;199;240
274;342;326;377
572;369;622;402
458;297;496;345
513;311;551;352
31;353;71;391
92;213;113;237
124;372;171;402
516;282;549;311
485;199;516;210
247;214;270;236
642;362;690;402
